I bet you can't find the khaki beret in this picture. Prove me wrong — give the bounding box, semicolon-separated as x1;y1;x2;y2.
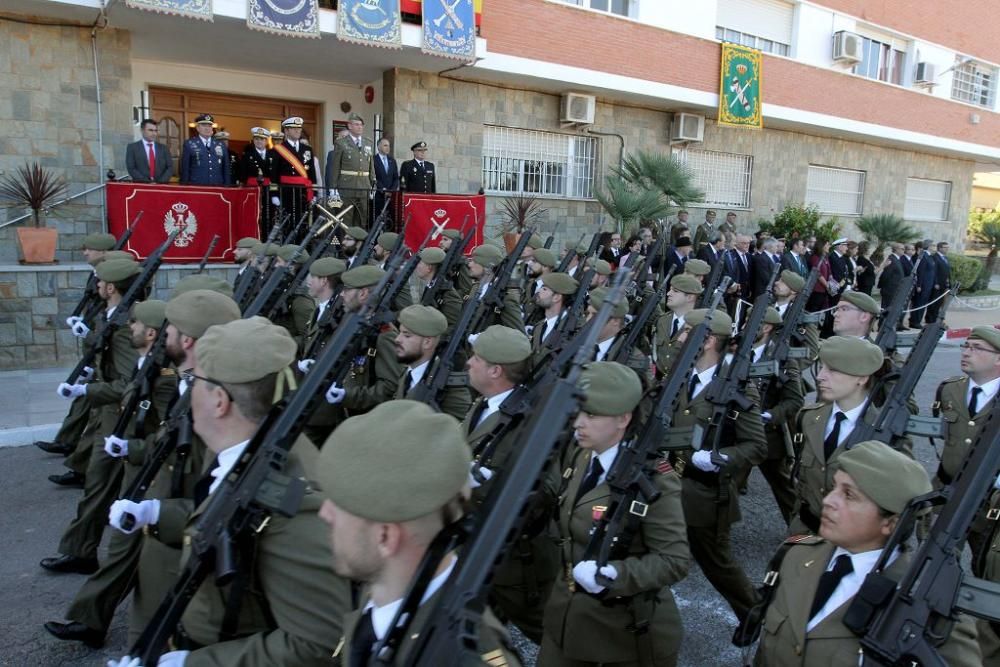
235;237;258;249
171;274;235;299
840;290;880;315
346;226;368;241
753;306;783;326
317;400;470;522
310;257;347;278
587;258;612;276
533;248;557;268
526;234;544;249
441;229;462;241
779;270;805;292
81;233;116;251
473;325;531;364
132;300;167;329
399;304;448;337
969;326;1000;352
670;274;703;295
819;336;883;376
419;247;446;265
836;440;931;514
377;232;400;252
342;265;385;288
103;250;137;263
589;287;628;319
196;316;297;384
684;308;734;338
96;258;141;283
250;241;266;255
471;244;505;269
166;289;241;339
685;258;710;276
277;244;309;264
262;243;280;257
542;272;579;296
579;362;642;416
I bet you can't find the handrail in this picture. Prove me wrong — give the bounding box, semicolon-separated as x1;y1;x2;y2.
0;183;107;231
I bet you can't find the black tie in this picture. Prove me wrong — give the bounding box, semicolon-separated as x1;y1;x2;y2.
467;400;488;434
687;374;701;402
193;457;221;506
402;370;413;394
969;387;983;417
670;317;680;339
824;411;848;460
309;306;322;328
349;608;377;667
575;456;604;502
810;554;854;620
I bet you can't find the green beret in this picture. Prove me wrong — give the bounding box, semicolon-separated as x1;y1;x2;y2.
779;270;805;292
277;244;309;264
132;300;167;329
317;401;470;522
472;244;505;269
533;248;556;268
166;289;241;338
81;233;116;251
819;336;883;376
419;247;446;265
342;265;385;288
542;272;579;296
578;362;642;416
670;274;703;295
526;234;544;249
589;287;627;319
586;258;612;276
762;306;783;326
235;237;258;249
377;232;400;251
684;308;733;338
346;226;368;241
103;250;136;263
685;258;711;276
310;257;347;278
441;229;462;241
196;316;297;384
171;274;234;299
969;326;1000;352
836;440;931;514
251;241;266;255
95;258;141;283
399;304;448;337
262;243;280;257
840;290;880;316
473;325;531;364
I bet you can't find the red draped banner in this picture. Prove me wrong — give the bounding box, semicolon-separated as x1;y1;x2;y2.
401;193;486;254
106;182;260;263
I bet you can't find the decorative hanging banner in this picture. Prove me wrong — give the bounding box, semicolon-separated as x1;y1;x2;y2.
719;43;763;129
247;0;320;38
401;193;485;254
337;0;403;48
421;0;476;61
124;0;213;20
401;0;482;27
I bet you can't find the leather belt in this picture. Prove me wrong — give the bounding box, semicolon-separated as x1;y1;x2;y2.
341;170;370;176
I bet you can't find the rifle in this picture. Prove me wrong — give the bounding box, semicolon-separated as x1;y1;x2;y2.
350;201;390;268
194;235;219;274
373;272;633;666
875;252;924;356
697;250;727;308
242;215;328;318
233;214;288;309
127;257;402;665
63;230;178;387
467;227;536;335
555;233;588;274
611;266;673;365
421;217;472;308
749;267;820;388
543;222;559;249
542;263;596;356
71;211;144;319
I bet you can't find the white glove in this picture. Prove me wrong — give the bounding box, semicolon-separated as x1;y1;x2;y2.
66;315;83;328
72;321;91;338
297;359;315;374
270;196;281;206
104;434;129;458
467;332;480;346
57;382;87;399
572;560;617;594
158;650;189;667
691;449;729;473
107;657;142;667
761;411;772;423
325;382;346;404
108;499;160;534
994;472;1000;490
78;366;95;382
469;463;494;489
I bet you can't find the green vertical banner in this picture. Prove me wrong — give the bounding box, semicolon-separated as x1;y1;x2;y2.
719;43;763;129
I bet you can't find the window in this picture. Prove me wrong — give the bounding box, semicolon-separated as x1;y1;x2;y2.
482;126;598;199
556;0;635;18
951;58;997;108
904;178;951;221
716;0;793;55
806;165;865;215
852;37;904;84
716;27;789;56
672;148;753;208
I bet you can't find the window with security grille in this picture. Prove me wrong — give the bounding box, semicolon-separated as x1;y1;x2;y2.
672;148;753;208
482;126;598;199
951;59;997;108
715;27;790;56
904;178;951;221
716;0;793;56
806;165;865;215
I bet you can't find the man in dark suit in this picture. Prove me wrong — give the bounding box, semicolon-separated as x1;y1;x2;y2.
908;240;937;328
750;237;781;300
724;234;752;318
662;236;692;283
697;233;725;267
372;136;399;224
900;243;915;276
180;113;230;186
781;238;808;278
599;231;623;268
400;141;436;193
877;242;905;312
925;241;952;322
125;119;172;183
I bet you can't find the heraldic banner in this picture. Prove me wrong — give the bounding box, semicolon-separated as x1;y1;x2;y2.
401;193;485;254
718;42;763;129
125;0;213;20
106;183;260;263
247;0;320;37
337;0;402;48
421;0;477;61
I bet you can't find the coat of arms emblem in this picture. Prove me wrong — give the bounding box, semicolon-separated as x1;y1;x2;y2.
164;202;198;247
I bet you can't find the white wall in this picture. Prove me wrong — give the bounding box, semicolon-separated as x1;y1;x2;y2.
642;0;717;40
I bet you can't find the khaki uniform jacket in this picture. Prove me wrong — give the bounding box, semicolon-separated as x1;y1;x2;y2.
757;539;981;666
180;436;351;666
342;328;405;414
395;361;471;421
602;332;653;390
543;446;689;664
758;345;805;461
330;134;375;194
978;516;1000;665
935;375;996;482
272;292;315;342
421;280;464;330
469;281;525;334
651;312;684;376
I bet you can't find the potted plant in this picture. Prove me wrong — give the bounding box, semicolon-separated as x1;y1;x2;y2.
0;162;67;264
497;193;548;253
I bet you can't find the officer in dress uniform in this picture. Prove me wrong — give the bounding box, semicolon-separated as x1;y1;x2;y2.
271;116;318;229
237;127;279;237
212;131;237;185
329;112;375;229
400;141;436;193
180;114;230;186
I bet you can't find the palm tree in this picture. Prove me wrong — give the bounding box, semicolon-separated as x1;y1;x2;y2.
855;213;919;264
595;174;670;234
614;150;705;208
969;208;1000;290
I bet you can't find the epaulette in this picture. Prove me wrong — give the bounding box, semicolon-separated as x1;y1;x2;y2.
942;375;967;384
160;368;176;377
655;458;675;475
784;534;824;546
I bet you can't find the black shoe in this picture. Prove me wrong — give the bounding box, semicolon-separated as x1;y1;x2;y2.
43;621;104;648
39;555;99;575
48;471;85;488
36;441;72;455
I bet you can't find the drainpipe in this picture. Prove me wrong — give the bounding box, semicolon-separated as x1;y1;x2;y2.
91;3;110;228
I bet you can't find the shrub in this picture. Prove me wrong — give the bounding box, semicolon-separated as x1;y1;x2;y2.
947;253;982;293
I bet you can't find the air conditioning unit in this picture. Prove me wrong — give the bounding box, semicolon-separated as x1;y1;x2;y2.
833;30;863;63
914;61;936;85
670;113;704;143
560;93;596;125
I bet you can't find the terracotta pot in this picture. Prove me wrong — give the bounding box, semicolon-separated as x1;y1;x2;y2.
16;226;58;264
502;231;522;254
